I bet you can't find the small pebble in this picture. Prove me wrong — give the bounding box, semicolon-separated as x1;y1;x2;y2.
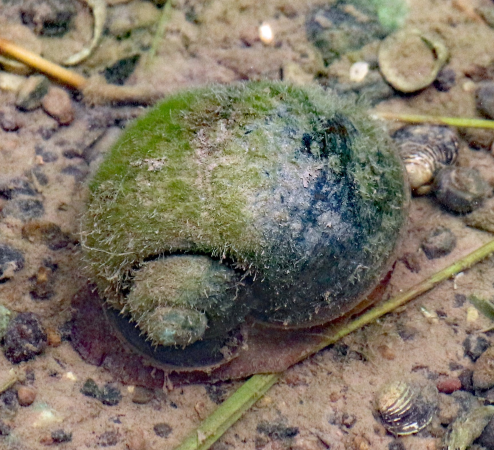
458;369;474;393
454;294;467;308
15;75;49;111
80;378;101;399
464;335;490;361
377;344;396;360
388;441;406;450
256;421;299;440
433;167;490;214
0;419;11;436
0;177;36;199
46;328;62;347
0;243;24;281
477;82;494;119
433;67;456;92
2;312;47;364
153;423;173;438
20;0;76;37
38;123;59;140
104;56;141;86
61;163;90;182
464;198;494;234
353;436;370;450
484;387;494;403
437;393;461;425
41;87;74;125
396;321;419;341
2;198;45;221
477;416;494;449
474;346;494;390
131;386;154;404
98;430;120;447
126;430;147;450
101;383;122;406
29;265;57;300
205;384;228;405
17;386;37;406
31;167;49;186
437;378;462;394
108;1;160;37
0;111;21;132
460;128;494;151
22;221;72;250
400;252;421;273
51;429;72;443
421;227;456;259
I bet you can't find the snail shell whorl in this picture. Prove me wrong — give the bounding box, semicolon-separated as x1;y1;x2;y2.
392;125;459;190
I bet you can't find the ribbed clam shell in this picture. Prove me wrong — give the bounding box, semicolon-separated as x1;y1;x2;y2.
377;381;436;436
392;125;459;190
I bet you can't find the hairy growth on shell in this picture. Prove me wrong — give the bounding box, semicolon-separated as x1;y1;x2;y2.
81;82;408;347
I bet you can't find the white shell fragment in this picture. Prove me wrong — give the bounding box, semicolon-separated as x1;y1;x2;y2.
376;380;437;436
378;28;449;93
0;72;25;93
259;22;274;45
63;0;107;66
349;62;369;83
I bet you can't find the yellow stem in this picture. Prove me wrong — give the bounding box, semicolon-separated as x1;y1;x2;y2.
376;112;494;130
0;38;87;90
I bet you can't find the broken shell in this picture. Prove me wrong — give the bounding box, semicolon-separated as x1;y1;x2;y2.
378;28;449;93
63;0;107;66
433;167;490;213
377;381;437;436
392;125;459;193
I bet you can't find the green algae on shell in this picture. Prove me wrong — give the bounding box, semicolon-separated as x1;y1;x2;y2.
81;81;408;352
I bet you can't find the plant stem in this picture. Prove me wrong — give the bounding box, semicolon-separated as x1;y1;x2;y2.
175;373;279;450
376;112;494;129
174;237;494;450
0;38;87;90
147;0;173;67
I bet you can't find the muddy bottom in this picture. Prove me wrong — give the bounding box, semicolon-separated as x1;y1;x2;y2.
2;0;494;449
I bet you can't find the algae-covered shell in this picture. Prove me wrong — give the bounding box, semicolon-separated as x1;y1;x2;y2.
433;167;490;214
81;82;408;360
392;125;459;192
377;381;437;436
379;28;449;93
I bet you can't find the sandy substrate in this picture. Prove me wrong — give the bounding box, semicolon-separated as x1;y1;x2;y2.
2;0;494;449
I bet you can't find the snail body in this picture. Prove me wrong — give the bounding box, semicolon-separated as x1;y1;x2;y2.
81;82;408;368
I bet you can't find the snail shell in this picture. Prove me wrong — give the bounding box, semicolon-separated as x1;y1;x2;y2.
377;381;437;436
392;125;459;193
81;82;408;368
378;28;449;93
433;166;490;214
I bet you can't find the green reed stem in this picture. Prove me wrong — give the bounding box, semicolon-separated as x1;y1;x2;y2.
376;112;494;129
147;0;173;67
